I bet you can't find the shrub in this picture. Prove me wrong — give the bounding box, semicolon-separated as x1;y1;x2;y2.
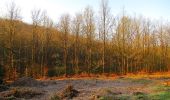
48;69;57;77
50;94;60;100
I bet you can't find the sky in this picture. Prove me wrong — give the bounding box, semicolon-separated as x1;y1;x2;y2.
0;0;170;23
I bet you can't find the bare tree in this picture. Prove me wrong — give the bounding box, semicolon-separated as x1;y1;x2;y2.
72;13;83;74
41;11;53;77
5;1;21;80
31;9;42;77
58;14;70;77
158;24;168;72
99;0;112;73
83;6;95;74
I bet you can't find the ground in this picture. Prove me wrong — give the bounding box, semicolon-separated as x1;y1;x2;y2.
0;74;170;100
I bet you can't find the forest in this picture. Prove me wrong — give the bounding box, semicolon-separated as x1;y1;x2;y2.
0;0;170;81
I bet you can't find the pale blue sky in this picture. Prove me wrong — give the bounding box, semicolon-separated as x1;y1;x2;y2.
0;0;169;23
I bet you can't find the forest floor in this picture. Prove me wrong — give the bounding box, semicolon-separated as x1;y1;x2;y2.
0;73;170;100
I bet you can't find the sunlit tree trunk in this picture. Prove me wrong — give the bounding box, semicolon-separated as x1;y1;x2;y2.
99;0;112;74
72;13;82;74
31;9;42;77
58;14;70;77
83;6;95;74
5;2;21;80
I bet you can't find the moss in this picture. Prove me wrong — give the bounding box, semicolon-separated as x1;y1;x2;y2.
148;85;170;100
50;94;61;100
148;91;170;100
133;92;149;100
99;95;117;100
118;94;131;100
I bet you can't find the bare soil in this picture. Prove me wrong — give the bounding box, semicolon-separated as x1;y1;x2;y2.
0;76;170;100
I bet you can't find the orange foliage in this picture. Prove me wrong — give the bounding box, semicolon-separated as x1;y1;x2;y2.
37;71;170;81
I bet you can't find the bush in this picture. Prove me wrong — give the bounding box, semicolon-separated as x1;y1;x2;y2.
50;94;60;100
48;69;57;77
48;67;65;77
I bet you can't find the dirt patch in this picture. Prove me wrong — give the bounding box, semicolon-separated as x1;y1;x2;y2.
60;85;79;99
11;77;42;87
133;91;146;95
1;77;168;100
0;87;44;99
58;84;79;99
92;88;122;99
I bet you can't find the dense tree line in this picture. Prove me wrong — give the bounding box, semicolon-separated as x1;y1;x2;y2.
0;0;170;80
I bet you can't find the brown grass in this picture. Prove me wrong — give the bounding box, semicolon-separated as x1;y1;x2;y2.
37;72;170;81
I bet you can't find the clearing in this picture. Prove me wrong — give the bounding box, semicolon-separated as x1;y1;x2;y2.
0;74;170;100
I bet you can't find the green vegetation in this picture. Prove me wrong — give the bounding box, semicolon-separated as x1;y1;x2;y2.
50;94;60;100
149;91;170;100
99;92;170;100
98;83;170;100
148;85;170;100
131;78;153;84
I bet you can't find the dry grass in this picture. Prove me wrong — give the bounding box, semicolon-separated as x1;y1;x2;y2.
11;77;43;87
1;73;170;100
37;72;170;81
49;84;79;100
0;87;44;99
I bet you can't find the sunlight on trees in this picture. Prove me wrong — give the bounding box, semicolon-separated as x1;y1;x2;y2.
0;0;170;80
